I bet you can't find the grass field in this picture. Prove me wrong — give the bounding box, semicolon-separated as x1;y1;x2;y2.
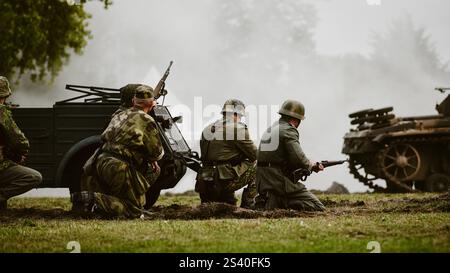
0;192;449;253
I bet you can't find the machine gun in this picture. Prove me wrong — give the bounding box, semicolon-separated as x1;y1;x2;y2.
153;61;173;104
293;160;348;182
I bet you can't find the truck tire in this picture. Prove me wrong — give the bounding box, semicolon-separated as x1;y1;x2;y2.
55;135;102;193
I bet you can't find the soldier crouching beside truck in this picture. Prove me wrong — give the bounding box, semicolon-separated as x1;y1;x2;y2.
195;99;257;209
255;100;325;211
0;76;42;210
72;85;164;218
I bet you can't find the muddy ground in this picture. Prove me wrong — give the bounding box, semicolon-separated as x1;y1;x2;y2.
1;192;448;222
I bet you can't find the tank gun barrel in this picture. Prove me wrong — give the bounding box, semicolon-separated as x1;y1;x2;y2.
435;87;450;93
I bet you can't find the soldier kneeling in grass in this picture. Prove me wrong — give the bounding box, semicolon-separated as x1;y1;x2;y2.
0;76;42;211
72;85;164;218
255;100;325;211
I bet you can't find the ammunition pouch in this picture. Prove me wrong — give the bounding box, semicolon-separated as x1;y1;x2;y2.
196;165;217;183
195;165;218;194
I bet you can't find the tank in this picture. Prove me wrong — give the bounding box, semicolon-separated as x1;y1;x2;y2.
342;87;450;193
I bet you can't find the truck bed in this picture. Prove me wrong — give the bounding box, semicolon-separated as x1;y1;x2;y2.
12;103;118;187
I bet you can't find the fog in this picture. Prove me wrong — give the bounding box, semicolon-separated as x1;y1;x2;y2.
15;0;450;197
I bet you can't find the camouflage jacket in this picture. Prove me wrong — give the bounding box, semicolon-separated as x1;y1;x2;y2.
200;117;257;180
0;104;30;171
100;106;164;169
256;119;312;195
111;105;128;119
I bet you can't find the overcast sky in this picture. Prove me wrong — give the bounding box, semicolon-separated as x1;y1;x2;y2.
313;0;450;60
18;0;450;197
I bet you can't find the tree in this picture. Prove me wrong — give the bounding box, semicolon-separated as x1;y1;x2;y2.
0;0;111;82
370;15;449;81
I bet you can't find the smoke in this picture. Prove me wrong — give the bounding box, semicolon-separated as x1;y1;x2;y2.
11;0;450;194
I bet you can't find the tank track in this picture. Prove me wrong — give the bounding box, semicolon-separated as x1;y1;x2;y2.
348;157;386;192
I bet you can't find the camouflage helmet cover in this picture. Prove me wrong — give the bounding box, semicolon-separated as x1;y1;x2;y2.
120;83;142;107
134;85;155;100
221;99;246;116
278;99;305;120
0;76;12;98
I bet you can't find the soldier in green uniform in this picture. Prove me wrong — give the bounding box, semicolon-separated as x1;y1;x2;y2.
255;100;325;211
195;99;257;208
0;76;42;210
73;85;164;218
111;83;142;118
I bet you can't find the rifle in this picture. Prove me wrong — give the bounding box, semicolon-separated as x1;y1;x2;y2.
153;61;174;101
293;159;348;182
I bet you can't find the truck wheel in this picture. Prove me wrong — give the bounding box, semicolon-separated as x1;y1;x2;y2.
425;174;450;192
56;136;102;193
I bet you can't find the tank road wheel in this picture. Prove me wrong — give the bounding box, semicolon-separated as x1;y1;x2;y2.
381;143;421;182
425;174;450;192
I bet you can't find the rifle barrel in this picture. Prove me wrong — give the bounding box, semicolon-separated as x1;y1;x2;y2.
320;160;348;168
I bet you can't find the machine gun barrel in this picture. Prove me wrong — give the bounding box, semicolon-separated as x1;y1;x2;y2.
435;87;450;93
154;61;173;100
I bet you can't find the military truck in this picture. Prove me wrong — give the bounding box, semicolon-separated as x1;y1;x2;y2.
10;83;200;207
342;87;450;193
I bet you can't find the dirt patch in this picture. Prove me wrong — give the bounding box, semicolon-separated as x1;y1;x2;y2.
0;208;73;223
1;192;448;221
319;198;366;207
380;192;450;213
145;203;318;220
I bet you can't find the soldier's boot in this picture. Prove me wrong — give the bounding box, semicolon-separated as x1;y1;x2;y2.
0;200;7;211
254;193;268;210
240;188;255;209
70;191;98;217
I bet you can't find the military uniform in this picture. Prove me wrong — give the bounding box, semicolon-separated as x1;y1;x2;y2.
75;85;164;218
0;76;42;210
256;100;325;211
195;99;257;208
